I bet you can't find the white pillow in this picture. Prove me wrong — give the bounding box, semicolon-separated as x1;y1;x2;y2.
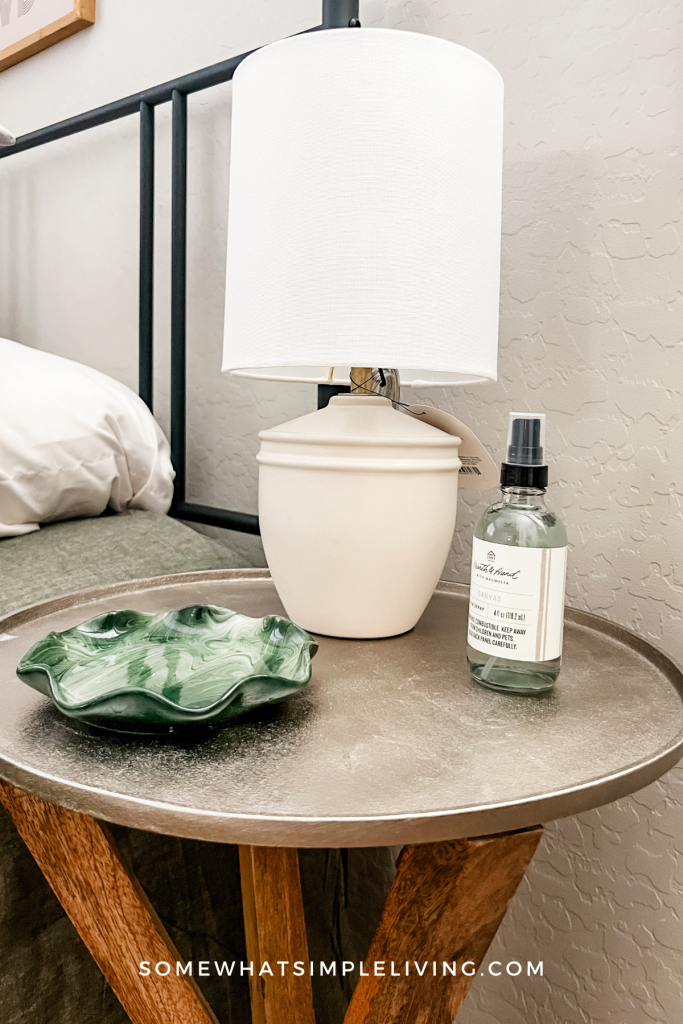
0;339;175;538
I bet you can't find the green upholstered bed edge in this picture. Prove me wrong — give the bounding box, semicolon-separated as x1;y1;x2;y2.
0;510;251;617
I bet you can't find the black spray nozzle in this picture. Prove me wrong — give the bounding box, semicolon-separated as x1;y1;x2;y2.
506;414;545;467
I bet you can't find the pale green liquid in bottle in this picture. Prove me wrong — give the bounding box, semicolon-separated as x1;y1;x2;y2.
467;486;568;695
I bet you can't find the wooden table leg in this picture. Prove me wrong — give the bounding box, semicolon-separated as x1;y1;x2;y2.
0;779;219;1024
343;826;543;1024
0;773;540;1024
239;845;316;1024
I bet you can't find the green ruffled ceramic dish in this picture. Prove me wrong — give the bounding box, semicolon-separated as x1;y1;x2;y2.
17;605;317;734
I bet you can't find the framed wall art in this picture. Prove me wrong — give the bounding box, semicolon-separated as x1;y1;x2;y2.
0;0;95;73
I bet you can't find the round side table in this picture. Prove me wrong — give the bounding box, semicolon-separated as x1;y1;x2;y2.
0;570;681;1024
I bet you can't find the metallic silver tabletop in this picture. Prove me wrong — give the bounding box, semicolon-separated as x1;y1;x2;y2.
0;570;681;848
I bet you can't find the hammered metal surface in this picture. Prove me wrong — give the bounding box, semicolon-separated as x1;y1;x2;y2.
0;570;681;847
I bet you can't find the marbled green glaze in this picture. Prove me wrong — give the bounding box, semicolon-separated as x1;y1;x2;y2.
17;605;317;733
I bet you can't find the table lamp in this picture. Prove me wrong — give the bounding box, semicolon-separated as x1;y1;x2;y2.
222;26;503;639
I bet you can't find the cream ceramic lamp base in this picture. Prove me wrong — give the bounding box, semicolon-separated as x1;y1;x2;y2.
257;396;462;638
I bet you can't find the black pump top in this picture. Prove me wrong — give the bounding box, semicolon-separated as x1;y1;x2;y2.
507;416;544;465
500;412;548;488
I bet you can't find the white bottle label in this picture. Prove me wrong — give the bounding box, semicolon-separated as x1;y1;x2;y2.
468;538;567;662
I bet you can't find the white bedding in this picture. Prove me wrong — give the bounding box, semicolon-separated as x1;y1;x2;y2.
0;339;175;537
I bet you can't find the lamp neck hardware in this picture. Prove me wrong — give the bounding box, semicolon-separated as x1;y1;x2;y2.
347;368;413;414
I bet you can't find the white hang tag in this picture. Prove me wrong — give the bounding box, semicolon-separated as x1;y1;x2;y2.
407;405;499;490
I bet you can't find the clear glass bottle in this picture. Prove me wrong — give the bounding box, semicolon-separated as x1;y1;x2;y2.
467;414;568;695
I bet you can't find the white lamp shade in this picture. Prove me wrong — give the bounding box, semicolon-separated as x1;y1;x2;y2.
222;29;503;387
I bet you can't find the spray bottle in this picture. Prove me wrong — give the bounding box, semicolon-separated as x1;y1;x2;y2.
467;413;568;695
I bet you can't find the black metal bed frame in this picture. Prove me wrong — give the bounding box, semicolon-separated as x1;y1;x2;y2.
0;0;358;537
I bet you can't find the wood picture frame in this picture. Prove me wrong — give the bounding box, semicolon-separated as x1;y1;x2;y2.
0;0;95;73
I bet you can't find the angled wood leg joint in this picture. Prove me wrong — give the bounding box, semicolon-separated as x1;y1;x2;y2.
344;825;544;1024
0;773;542;1024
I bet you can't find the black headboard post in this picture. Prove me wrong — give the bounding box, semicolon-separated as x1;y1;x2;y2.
170;90;188;507
138;101;155;412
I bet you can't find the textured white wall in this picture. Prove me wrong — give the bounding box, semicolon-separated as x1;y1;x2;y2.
0;1;681;1021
